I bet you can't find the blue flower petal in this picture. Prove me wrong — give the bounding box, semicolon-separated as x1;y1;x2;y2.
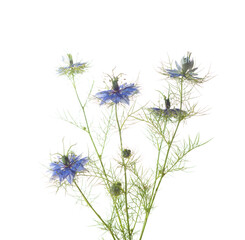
175;61;182;71
72;62;86;68
66;171;75;184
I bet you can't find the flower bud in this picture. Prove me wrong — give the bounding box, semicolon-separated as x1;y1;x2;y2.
122;149;131;158
110;182;122;197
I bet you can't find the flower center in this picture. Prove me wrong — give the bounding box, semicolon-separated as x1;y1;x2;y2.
62;155;70;166
67;53;74;66
181;52;194;74
112;78;120;92
165;98;171;109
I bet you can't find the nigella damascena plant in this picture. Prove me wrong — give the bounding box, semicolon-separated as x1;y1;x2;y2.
48;52;212;240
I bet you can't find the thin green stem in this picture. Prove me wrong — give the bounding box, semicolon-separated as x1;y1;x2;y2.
139;79;184;240
131;197;143;233
149;137;164;203
113;198;127;240
115;105;131;240
100;108;114;157
74;181;117;240
71;77;125;237
71;78;108;185
180;77;184;109
139;120;181;240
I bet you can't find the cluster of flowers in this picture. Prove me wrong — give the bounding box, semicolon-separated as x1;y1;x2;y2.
50;52;199;185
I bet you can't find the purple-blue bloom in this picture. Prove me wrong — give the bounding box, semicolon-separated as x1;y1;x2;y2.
50;154;88;184
95;82;139;105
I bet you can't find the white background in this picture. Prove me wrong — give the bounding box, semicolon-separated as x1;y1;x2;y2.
1;0;245;239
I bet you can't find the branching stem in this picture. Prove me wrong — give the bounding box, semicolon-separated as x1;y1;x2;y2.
74;181;117;240
115;105;132;240
139;78;184;240
71;76;125;238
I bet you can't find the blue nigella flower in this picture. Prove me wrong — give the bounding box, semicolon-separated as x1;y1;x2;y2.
50;153;89;184
95;75;139;105
165;52;200;81
57;53;87;76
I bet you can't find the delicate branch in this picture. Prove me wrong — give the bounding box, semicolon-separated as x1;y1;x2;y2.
115;105;132;240
71;76;126;237
74;181;118;240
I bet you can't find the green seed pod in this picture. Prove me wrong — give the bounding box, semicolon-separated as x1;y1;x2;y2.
110;182;122;197
67;53;73;66
112;77;119;91
62;155;69;165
